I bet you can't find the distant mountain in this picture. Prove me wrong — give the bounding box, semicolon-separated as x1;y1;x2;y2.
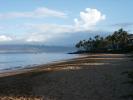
0;44;76;54
44;31;110;46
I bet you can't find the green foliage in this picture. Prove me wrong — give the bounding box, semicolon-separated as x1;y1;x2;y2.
75;28;131;52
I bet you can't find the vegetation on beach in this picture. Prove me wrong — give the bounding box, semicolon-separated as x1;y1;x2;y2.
75;28;133;53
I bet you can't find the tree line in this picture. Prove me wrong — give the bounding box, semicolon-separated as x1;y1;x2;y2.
75;28;133;53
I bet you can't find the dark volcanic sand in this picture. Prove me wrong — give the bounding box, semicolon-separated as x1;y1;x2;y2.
0;54;132;100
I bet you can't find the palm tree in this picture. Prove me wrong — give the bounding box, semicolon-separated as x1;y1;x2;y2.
75;28;130;53
75;40;83;50
89;37;93;50
83;40;90;51
94;35;100;41
106;28;129;50
118;28;128;48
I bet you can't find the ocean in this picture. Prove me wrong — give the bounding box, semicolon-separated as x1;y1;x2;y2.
0;45;77;71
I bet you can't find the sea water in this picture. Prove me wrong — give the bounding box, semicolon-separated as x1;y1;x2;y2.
0;45;77;71
0;52;77;71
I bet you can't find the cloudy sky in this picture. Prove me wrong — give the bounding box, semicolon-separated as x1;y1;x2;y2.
0;0;133;46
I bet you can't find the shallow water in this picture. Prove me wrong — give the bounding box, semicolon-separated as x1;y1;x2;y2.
0;52;78;71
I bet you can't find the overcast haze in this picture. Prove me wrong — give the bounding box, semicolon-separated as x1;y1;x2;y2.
0;0;133;46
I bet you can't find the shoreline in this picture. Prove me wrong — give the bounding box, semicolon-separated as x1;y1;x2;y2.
0;54;87;77
0;53;126;78
0;53;132;100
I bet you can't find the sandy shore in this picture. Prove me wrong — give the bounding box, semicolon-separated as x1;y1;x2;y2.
0;54;133;100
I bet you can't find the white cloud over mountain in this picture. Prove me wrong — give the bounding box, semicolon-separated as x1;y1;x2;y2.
25;24;73;42
26;33;47;42
0;7;67;19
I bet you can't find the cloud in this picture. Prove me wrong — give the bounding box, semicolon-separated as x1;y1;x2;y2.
26;33;47;42
23;24;73;42
25;30;110;45
25;28;71;42
0;35;13;42
24;8;106;43
25;23;73;33
0;8;106;44
74;8;106;30
0;7;67;19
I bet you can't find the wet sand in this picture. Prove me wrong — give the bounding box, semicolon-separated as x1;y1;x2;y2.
0;54;132;100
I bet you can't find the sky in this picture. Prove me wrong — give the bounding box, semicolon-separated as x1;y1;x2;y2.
0;0;133;46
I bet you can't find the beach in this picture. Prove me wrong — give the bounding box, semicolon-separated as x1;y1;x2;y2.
0;54;132;100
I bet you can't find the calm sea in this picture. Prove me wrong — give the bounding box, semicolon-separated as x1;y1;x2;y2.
0;45;77;71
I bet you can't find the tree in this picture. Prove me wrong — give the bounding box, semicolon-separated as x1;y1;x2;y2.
75;28;130;53
105;28;128;50
118;28;128;48
75;40;83;51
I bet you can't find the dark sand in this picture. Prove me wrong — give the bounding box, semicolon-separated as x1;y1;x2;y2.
0;54;133;100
